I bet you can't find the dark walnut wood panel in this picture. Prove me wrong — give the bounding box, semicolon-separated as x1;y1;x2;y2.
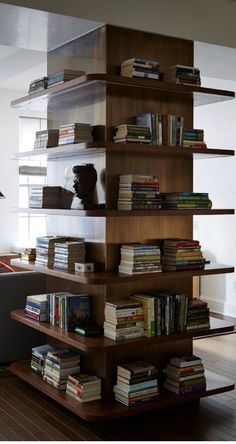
12;143;235;161
11;74;235;112
10;311;235;353
10;361;235;422
11;207;235;217
10;259;235;285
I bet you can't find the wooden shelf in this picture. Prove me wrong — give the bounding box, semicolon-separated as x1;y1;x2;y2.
12;142;235;160
11;207;235;217
10;259;235;285
11;74;235;112
10;361;235;422
10;311;235;353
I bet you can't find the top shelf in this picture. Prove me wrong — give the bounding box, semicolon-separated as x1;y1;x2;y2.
11;74;235;112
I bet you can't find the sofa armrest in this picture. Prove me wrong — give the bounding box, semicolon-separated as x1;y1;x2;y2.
0;271;47;363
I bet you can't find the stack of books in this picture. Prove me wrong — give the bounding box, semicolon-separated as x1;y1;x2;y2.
53;240;86;271
186;297;210;331
25;294;48;322
130;291;188;337
162;238;205;271
31;344;55;375
121;58;160;80
104;300;144;340
43;349;81;391
136;113;184;146
66;373;102;402
113;124;151;144
47;69;85;88
29;186;63;209
114;361;159;406
161;192;212;209
163;65;201;86
183;128;207;148
35;235;67;267
58;123;93;145
21;248;36;262
34;129;59;149
119;243;162;275
163;355;206;395
118;174;161;210
28;76;48;94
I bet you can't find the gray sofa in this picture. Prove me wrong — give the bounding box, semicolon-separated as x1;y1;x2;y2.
0;271;47;363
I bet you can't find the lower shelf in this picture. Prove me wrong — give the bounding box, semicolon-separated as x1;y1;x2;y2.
10;360;235;422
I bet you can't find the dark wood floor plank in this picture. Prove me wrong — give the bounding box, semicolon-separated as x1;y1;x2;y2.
0;406;32;441
0;383;71;441
3;377;101;441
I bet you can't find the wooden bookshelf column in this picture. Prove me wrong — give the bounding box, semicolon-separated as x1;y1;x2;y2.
10;25;235;421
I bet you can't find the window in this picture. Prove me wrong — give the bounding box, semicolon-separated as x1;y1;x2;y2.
18;116;47;248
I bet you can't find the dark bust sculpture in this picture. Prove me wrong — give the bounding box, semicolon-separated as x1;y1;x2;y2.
72;163;98;209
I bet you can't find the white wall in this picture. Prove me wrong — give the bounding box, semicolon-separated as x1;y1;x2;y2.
194;77;236;316
0;88;45;252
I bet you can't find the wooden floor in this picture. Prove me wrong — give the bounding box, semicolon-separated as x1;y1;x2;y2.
0;332;236;441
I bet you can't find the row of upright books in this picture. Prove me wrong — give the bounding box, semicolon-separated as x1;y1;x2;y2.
104;297;210;340
35;236;85;270
114;121;206;148
120;58;201;86
163;355;206;394
28;69;85;94
25;292;90;332
33;123;93;150
31;345;101;402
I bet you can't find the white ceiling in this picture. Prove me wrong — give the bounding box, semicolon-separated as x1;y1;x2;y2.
0;3;102;91
0;3;236;91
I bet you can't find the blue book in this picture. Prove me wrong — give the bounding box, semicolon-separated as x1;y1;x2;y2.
65;294;90;332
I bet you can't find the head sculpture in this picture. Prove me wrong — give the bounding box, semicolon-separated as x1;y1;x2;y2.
72;163;97;209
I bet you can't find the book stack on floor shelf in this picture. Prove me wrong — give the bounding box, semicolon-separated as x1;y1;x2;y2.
186;298;210;330
162;239;205;271
104;300;144;340
66;373;102;403
114;361;159;406
53;240;86;271
113;124;151;144
118;174;161;210
119;243;162;275
120;57;160;79
182;128;207;149
161;192;212;210
31;344;55;375
43;349;81;391
163;355;206;395
58;123;93;145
